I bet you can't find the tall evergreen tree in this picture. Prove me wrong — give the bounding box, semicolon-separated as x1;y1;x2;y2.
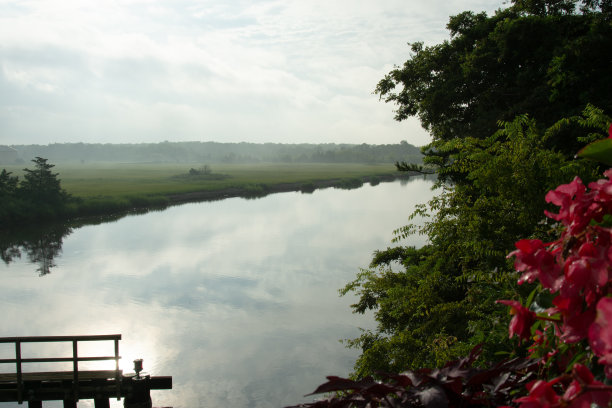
20;157;67;204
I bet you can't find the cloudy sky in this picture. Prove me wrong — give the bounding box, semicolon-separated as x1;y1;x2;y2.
0;0;504;147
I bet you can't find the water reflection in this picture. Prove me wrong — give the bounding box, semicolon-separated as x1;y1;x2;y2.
0;178;435;408
0;223;71;276
0;176;432;278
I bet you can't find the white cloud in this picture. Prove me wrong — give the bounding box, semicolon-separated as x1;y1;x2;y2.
0;0;504;146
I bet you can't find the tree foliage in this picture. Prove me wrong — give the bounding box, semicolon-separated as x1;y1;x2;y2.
341;0;612;379
20;157;66;203
7;141;424;165
0;157;70;227
375;0;611;178
0;169;18;200
342;109;608;377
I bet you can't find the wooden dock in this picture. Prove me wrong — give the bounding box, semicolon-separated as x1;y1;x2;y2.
0;335;172;407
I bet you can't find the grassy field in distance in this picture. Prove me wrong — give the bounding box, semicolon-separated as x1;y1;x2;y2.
1;162;401;199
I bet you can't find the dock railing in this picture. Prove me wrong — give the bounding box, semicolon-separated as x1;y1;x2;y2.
0;334;122;404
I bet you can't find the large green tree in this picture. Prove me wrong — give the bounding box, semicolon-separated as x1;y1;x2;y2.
375;0;611;175
343;110;608;376
343;0;612;377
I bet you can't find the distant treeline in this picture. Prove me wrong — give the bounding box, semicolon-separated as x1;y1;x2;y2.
3;141;422;165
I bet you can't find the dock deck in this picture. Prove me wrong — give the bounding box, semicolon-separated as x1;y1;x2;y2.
0;335;171;407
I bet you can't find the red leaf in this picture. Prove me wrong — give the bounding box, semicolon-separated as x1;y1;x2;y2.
416;385;448;408
306;376;376;395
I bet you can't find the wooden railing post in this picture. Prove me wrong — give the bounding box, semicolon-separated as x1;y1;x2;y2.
15;340;23;404
114;337;121;399
94;397;111;408
72;339;79;401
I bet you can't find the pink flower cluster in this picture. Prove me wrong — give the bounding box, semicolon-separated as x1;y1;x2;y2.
513;364;611;408
500;168;612;407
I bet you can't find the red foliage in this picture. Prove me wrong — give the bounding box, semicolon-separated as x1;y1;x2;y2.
286;346;540;407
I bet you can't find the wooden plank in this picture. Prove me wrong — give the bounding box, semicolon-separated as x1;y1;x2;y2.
0;372;169;389
0;370;123;382
0;356;119;364
0;384;116;402
0;335;121;343
149;376;173;390
0;375;172;403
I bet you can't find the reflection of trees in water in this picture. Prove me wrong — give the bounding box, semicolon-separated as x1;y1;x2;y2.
399;173;437;186
0;223;72;276
1;242;21;264
1;211;143;276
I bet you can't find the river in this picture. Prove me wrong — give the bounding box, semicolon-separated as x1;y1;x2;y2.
0;177;435;408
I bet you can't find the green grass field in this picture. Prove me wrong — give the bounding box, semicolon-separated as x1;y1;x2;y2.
2;162;400;199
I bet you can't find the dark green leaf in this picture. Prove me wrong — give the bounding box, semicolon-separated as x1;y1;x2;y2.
577;138;612;165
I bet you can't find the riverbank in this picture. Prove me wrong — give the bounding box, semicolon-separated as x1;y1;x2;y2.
164;172;417;203
69;171;421;224
1;162;424;228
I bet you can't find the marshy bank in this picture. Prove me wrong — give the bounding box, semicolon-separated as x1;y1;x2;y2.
1;162;426;227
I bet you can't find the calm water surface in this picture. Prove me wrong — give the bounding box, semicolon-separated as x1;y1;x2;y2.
0;178;435;407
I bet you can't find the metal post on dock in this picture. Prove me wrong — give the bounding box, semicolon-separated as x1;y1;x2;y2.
123;359;152;408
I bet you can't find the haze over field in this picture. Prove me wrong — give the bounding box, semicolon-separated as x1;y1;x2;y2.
0;0;503;147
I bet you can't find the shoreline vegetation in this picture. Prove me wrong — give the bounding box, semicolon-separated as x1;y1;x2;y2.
0;161;424;228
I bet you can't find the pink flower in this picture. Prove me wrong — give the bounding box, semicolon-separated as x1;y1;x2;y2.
550;295;595;343
505;169;612;407
515;379;561;408
560;308;595;344
509;239;562;290
544;177;587;230
497;300;537;341
588;173;612;208
562;364;612;408
588;297;612;377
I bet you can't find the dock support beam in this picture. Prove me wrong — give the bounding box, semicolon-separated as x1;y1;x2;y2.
95;397;111;408
123;375;152;408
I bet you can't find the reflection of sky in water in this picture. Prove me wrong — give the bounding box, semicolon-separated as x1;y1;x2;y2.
0;179;434;408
